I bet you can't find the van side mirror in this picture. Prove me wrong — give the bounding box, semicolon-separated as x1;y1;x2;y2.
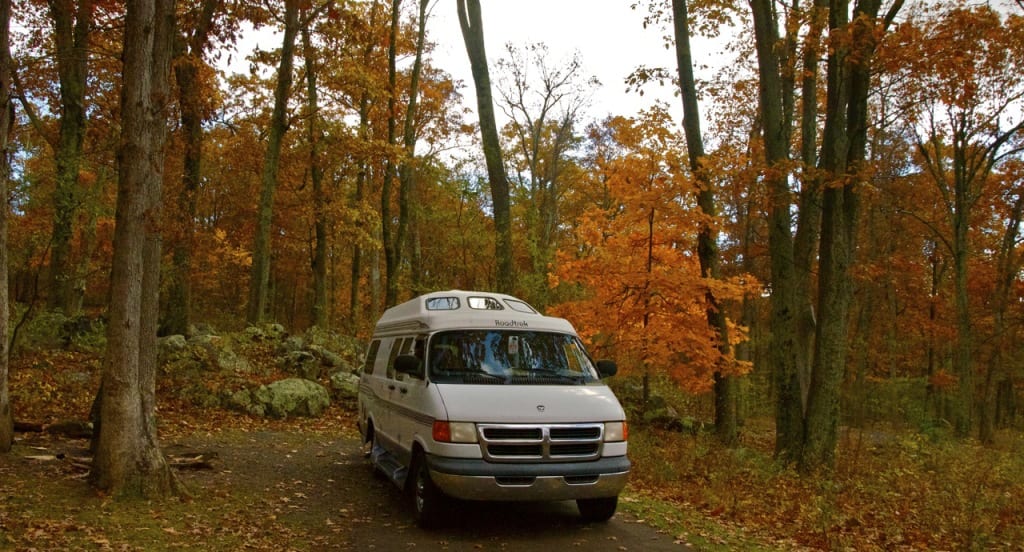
395;354;424;379
595;360;617;378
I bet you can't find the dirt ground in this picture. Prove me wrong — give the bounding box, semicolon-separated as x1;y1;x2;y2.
0;411;688;551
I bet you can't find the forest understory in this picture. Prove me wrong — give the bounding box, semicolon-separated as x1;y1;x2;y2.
2;342;1022;551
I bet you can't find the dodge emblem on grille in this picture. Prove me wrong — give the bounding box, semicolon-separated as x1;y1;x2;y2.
536;405;545;412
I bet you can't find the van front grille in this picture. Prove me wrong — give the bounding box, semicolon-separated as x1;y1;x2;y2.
477;423;604;463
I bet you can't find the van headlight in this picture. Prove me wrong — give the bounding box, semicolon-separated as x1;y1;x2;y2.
432;421;478;443
604;421;628;442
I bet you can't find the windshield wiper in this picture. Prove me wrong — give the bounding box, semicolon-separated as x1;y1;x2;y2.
434;371;507;384
525;369;586;384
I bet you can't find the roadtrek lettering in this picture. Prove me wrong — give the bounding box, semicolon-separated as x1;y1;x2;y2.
495;319;529;328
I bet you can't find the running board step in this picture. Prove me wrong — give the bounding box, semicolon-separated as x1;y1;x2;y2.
371;443;408;488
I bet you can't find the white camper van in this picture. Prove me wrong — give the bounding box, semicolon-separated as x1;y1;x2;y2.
357;290;629;526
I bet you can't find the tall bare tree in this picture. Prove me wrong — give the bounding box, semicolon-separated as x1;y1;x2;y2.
496;43;590;308
90;0;180;497
457;0;513;294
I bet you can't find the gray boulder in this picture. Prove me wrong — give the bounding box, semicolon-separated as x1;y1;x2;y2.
330;371;361;399
245;323;287;341
159;334;188;354
214;345;253;374
309;344;344;369
279;350;321;380
233;378;330;419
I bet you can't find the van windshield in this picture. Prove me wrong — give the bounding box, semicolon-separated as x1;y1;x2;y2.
428;330;599;384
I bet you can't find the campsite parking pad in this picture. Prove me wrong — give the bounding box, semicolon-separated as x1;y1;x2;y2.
173;429;688;551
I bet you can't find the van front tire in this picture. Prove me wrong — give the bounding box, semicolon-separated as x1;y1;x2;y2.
577;496;618;522
411;453;447;528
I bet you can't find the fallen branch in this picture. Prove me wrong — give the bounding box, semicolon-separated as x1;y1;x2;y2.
13;420;93;439
168;452;218;470
21;448;217;471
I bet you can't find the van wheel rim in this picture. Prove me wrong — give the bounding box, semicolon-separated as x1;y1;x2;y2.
415;471;426;512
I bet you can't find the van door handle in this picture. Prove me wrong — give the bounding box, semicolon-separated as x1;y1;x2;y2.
399;388;408;395
388;384;396;391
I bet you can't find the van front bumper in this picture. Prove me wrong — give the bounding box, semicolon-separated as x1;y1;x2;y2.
426;454;630;501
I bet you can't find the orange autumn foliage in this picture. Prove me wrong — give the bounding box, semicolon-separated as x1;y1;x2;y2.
550;107;756;393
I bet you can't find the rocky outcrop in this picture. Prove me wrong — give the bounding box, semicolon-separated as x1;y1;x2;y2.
158;324;364;418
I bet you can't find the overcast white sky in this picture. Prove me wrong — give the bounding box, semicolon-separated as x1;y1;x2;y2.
230;1;688;126
423;0;684;124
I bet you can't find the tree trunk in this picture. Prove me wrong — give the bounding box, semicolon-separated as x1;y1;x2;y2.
47;0;93;315
166;0;219;335
394;0;429;302
0;0;12;453
303;25;328;329
248;0;300;324
457;0;513;294
750;0;803;463
950;174;974;437
91;0;179;497
672;0;737;445
349;0;383;333
979;191;1023;442
801;0;885;471
381;0;401;307
792;0;828;412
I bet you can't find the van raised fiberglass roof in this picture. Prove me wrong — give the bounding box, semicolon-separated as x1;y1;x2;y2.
372;290;577;336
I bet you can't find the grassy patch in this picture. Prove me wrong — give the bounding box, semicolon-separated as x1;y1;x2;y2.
618;491;797;551
624;419;1024;550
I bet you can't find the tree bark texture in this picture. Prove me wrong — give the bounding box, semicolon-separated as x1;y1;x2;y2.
457;0;513;294
801;0;886;471
0;0;13;453
47;0;93;315
791;0;828;412
248;0;299;324
91;0;179;497
750;0;803;463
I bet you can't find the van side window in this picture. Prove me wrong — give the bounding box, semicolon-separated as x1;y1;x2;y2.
387;338;416;379
407;338;426;380
362;339;381;375
386;338;404;380
468;296;503;310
